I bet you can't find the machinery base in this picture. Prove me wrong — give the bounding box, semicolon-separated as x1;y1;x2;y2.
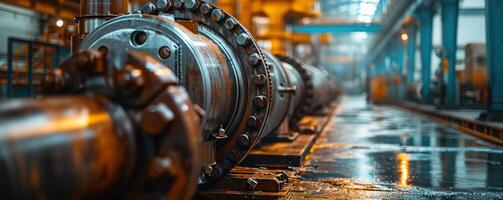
263;132;300;143
197;167;291;200
199;103;338;199
241;103;337;168
241;134;317;168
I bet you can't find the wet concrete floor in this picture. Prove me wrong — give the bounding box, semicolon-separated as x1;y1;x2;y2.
291;96;503;199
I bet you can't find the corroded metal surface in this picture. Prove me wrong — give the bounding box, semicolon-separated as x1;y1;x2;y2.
0;50;202;200
277;56;337;123
79;2;275;183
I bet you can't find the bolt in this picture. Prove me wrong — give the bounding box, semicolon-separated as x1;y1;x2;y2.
184;0;198;10
203;165;213;175
158;46;171;59
247;116;262;128
155;0;171;11
210;165;223;177
253;95;267;109
173;0;183;8
275;173;288;182
224;18;236;30
218;127;226;138
141;103;175;135
246;178;258;190
252;74;266;85
141;2;156;14
248;53;261;66
200;3;212;14
115;68;144;94
211;9;225;22
227;151;240;162
238;134;250;147
236;33;250;46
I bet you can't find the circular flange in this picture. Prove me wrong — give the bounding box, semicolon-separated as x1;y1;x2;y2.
156;0;273;182
276;55;314;125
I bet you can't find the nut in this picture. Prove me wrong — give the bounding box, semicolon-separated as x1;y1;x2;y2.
184;0;198;10
115;67;144;94
211;9;225;22
246;178;258;190
236;33;250;46
200;3;212;14
224;18;236;30
141;103;175;135
238;134;250;147
252;74;267;85
141;2;156;14
248;53;261;66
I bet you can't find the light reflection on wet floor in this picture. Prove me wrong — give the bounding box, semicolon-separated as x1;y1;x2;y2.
295;96;503;199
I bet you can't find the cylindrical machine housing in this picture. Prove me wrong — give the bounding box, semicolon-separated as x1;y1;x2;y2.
304;64;333;112
78;7;274;182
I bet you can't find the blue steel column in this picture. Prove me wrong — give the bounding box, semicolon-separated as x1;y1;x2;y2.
482;0;503;120
397;39;404;77
416;6;434;104
441;0;460;107
406;24;417;84
397;38;405;99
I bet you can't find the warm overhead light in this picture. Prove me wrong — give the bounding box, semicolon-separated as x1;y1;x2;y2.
401;33;408;41
56;19;64;27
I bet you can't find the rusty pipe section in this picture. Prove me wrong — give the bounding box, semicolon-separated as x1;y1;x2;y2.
263;53;337;135
304;64;334;112
80;0;129;17
0;95;136;199
79;0;128;34
0;49;203;200
73;0;129;52
276;56;337;123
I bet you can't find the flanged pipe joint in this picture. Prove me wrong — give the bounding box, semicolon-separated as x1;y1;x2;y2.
76;0;338;185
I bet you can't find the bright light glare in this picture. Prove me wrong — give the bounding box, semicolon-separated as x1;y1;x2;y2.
401;33;408;41
352;32;368;40
359;2;377;15
56;19;64;27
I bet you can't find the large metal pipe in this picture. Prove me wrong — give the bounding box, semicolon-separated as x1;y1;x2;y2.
73;0;129;52
262;51;310;134
0;95;136;199
80;0;129;17
79;0;128;34
76;0;339;185
304;64;333;112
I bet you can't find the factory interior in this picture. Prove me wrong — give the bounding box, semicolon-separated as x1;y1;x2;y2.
0;0;502;199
